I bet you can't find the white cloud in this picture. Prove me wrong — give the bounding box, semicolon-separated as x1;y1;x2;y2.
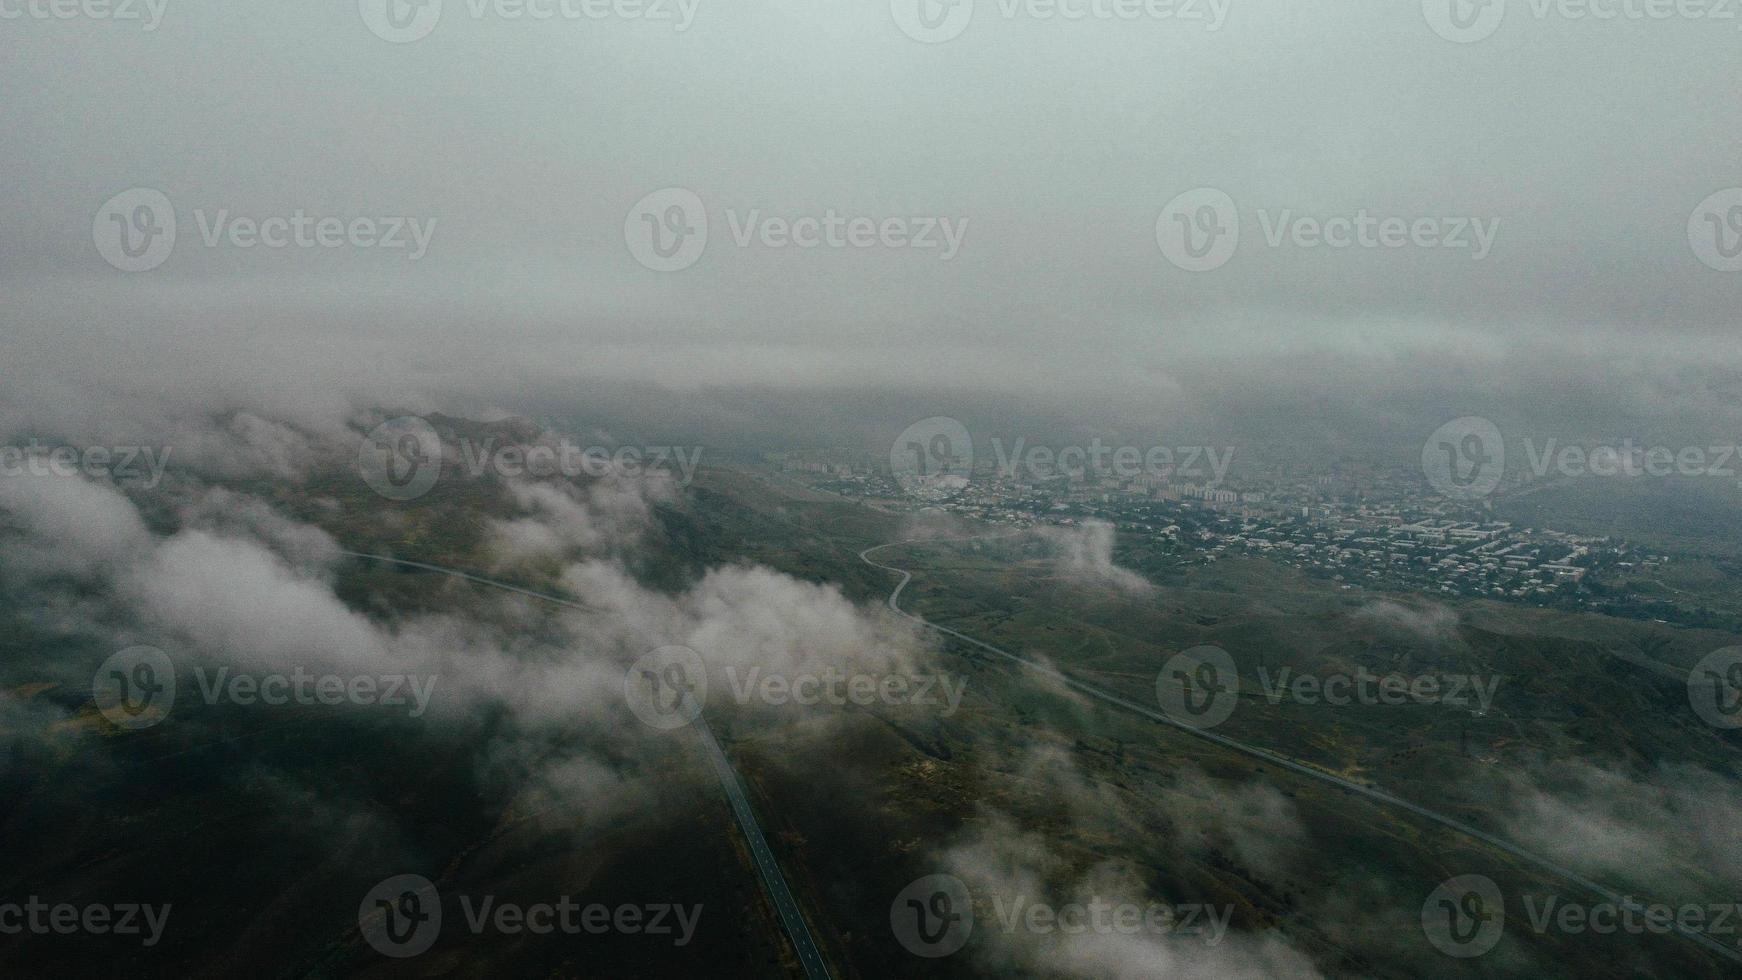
1353;599;1459;643
940;813;1323;979
1037;520;1153;596
0;471;151;576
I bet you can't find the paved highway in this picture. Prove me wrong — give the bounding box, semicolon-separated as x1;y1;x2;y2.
339;551;832;980
693;714;832;980
859;537;1742;968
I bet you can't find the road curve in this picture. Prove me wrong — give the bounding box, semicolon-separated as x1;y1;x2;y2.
859;537;1742;968
338;550;832;980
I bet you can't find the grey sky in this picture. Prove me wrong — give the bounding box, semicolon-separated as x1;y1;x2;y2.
3;0;1738;442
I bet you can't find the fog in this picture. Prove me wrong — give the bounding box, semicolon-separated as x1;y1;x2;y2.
4;0;1739;451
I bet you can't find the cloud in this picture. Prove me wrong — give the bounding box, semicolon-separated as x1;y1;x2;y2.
939;813;1324;979
1036;520;1153;596
0;460;956;939
176;487;341;569
479;737;657;831
0;459;933;739
1163;765;1309;876
561;557;930;685
0;471;152;577
1352;599;1460;644
910;744;1322;978
487;472;672;565
1008;747;1308;876
123;528;390;675
1494;758;1742;900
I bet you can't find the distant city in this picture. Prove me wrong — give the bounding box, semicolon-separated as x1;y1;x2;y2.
761;448;1714;629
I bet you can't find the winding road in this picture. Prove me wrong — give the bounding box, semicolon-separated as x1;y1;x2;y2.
339;551;832;980
859;537;1742;968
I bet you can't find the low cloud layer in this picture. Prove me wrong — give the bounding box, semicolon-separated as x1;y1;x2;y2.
1036;520;1154;596
933;747;1322;979
1353;599;1461;644
0;439;936;866
1495;757;1742;901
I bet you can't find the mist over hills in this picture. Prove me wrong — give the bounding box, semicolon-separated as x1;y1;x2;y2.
5;1;1742;975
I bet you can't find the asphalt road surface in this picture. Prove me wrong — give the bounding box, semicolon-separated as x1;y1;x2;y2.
694;715;832;980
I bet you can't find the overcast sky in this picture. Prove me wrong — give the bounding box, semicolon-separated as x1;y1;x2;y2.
3;0;1739;446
